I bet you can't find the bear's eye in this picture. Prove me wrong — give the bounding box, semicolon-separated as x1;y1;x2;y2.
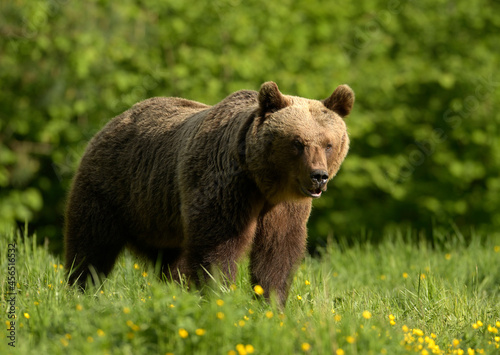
326;144;333;152
292;139;304;153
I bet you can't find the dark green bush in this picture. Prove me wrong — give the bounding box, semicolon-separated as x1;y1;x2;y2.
1;0;499;251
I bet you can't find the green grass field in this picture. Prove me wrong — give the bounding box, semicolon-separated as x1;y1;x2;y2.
1;229;499;355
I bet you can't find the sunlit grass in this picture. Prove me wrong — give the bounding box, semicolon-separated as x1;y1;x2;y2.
0;229;499;354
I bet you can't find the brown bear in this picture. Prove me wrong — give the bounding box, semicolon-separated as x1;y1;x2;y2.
64;81;354;306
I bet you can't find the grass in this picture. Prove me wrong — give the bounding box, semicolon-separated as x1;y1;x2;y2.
1;228;500;354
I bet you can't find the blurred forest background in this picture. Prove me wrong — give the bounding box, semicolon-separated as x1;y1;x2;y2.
1;0;499;253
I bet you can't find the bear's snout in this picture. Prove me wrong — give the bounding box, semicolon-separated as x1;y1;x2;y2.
298;169;329;198
310;169;329;188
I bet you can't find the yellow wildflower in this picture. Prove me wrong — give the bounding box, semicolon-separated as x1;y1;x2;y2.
253;285;264;295
97;329;105;337
123;307;130;314
336;350;345;355
362;311;372;319
346;336;356;344
403;272;409;278
196;328;206;336
23;313;30;319
297;295;302;300
217;312;225;320
305;280;310;285
413;329;424;337
301;343;311;351
265;311;273;319
245;344;254;353
216;299;224;306
236;344;247;355
178;328;188;338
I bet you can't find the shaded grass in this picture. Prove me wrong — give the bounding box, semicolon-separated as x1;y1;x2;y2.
1;228;499;354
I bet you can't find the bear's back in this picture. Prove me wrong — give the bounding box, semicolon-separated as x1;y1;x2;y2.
125;96;211;128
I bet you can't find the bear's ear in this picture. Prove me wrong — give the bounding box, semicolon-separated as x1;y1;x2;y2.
323;85;355;118
258;81;288;115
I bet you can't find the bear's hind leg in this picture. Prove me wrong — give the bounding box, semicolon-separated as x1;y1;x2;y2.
64;189;127;288
66;242;124;288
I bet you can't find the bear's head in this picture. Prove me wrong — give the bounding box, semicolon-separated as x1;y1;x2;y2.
246;81;354;204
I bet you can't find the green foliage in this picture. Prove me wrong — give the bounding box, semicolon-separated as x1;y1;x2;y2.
1;0;499;247
1;229;500;354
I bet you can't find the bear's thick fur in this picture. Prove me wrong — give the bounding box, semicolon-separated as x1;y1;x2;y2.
65;81;354;306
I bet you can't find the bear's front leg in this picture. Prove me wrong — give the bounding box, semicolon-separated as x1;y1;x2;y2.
249;201;312;307
180;203;259;287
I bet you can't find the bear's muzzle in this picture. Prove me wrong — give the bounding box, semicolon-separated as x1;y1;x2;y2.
299;169;328;198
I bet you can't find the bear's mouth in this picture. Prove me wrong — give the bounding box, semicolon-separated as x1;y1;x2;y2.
300;186;323;198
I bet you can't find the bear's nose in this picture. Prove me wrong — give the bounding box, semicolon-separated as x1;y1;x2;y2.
310;170;329;187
